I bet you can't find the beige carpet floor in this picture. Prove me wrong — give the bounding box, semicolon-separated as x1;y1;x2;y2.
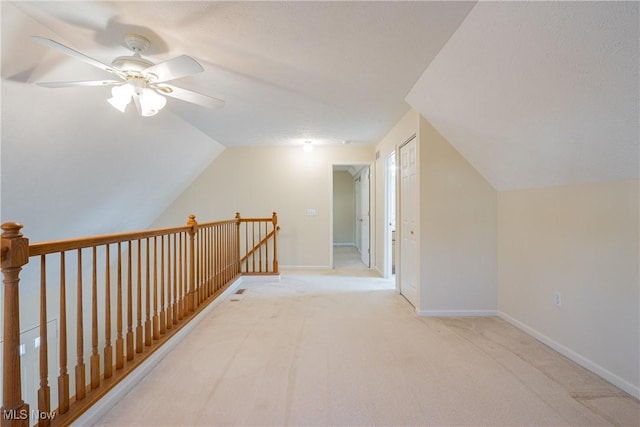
94;264;639;426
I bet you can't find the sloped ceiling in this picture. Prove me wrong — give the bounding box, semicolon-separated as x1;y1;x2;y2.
407;1;639;191
3;1;637;242
1;1;475;241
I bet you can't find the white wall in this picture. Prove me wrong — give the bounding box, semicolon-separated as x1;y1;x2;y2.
418;116;498;315
333;171;355;245
152;145;375;268
498;179;640;397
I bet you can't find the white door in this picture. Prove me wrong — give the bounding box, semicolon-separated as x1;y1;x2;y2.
354;175;361;253
399;137;418;307
359;167;370;267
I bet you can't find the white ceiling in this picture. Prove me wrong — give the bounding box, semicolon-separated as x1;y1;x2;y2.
6;0;475;146
1;1;638;242
406;1;639;191
0;1;475;240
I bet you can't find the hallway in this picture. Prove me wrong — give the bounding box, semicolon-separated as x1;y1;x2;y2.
92;273;638;426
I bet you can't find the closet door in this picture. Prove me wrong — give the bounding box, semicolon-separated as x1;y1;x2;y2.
399;137;418;308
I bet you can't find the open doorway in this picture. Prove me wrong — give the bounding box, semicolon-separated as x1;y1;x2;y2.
332;164;370;270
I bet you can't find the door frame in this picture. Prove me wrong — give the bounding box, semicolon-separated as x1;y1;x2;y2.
329;162;373;269
384;151;397;279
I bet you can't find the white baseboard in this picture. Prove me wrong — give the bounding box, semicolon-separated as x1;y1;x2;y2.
71;276;244;426
333;243;355;247
241;274;281;283
419;309;498;317
280;265;332;270
498;311;640;400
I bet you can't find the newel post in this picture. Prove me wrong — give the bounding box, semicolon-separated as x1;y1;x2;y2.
186;215;197;313
271;212;279;274
234;213;241;275
1;223;30;427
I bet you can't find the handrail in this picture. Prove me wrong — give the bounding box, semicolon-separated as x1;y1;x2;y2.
1;213;279;426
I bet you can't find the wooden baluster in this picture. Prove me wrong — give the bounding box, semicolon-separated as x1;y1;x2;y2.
251;221;256;273
265;221;270;273
222;224;226;283
201;228;205;302
213;226;220;292
160;236;166;335
38;255;51;426
58;252;69;414
177;233;184;321
187;215;197;313
136;240;143;353
116;242;124;369
167;235;174;329
75;248;86;401
272;212;279;274
208;227;212;291
196;229;202;305
244;220;249;273
202;227;211;301
198;227;202;303
1;222;30;426
207;228;212;298
221;224;225;287
145;239;152;346
127;241;135;360
221;225;225;284
227;223;232;281
227;223;232;280
172;234;178;325
104;245;113;379
90;247;100;389
152;237;159;341
235;214;241;277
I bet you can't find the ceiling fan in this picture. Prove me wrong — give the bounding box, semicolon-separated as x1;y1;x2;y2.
32;34;225;117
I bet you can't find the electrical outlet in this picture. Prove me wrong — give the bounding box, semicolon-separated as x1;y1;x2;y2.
554;291;562;307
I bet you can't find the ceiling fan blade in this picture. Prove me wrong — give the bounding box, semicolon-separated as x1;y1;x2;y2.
143;55;204;83
158;85;225;109
37;80;120;88
31;36;121;76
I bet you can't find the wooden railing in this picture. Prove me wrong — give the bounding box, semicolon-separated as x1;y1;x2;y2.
1;213;279;426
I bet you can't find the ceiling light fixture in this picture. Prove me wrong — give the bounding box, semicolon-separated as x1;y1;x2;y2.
303;141;314;152
107;79;167;116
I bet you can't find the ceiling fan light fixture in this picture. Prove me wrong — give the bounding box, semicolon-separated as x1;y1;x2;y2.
108;83;135;112
107;96;129;113
32;35;225;118
138;88;166;117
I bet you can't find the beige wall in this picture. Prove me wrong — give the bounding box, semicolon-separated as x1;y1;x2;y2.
152;145;374;268
498;179;640;396
418;116;498;314
333;171;355;245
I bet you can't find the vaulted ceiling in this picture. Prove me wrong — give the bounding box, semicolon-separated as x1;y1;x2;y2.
1;1;638;241
407;1;639;191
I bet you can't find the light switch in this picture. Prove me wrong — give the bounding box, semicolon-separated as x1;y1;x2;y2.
306;209;317;216
35;336;40;349
19;343;26;356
